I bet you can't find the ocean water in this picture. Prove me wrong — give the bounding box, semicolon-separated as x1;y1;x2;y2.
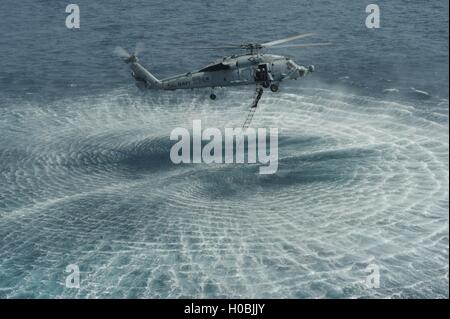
0;0;448;298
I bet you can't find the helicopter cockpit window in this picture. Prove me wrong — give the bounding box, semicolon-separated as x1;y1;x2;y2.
287;60;296;69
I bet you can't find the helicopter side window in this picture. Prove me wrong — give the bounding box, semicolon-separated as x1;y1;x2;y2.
199;63;230;72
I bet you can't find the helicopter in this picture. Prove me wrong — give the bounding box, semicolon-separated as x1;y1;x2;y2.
114;33;330;102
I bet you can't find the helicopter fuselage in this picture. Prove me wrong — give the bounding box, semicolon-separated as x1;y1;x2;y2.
130;53;313;93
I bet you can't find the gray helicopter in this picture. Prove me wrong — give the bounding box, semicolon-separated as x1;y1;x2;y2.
115;33;330;102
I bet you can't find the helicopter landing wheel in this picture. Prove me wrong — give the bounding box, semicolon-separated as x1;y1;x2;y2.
270;84;279;92
210;93;216;100
262;81;270;88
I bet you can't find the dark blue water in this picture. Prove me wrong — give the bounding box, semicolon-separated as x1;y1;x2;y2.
0;0;448;298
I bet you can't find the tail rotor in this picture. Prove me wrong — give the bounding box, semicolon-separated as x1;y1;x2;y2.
113;42;145;63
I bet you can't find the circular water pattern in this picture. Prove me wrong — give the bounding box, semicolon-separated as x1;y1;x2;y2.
0;88;448;298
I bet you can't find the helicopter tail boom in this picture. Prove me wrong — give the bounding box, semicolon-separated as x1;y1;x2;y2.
114;45;162;88
130;62;162;88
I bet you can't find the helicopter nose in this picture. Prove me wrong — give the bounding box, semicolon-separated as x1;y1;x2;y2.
308;65;315;72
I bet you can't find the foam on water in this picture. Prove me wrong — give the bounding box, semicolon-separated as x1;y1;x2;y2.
0;87;448;298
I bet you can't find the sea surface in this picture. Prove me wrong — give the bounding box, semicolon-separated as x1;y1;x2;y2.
0;0;448;298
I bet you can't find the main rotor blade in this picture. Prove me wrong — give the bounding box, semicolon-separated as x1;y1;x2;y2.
114;46;131;58
269;42;332;48
261;33;316;47
183;45;240;50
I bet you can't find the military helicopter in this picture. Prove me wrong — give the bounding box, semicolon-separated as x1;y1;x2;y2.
114;33;330;102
